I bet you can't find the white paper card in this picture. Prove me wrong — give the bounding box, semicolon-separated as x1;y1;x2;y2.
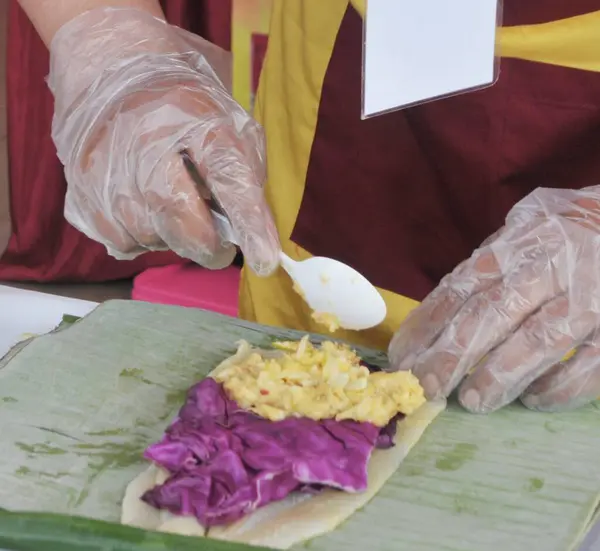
363;0;499;118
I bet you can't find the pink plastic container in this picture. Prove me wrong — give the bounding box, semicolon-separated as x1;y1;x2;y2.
132;263;241;317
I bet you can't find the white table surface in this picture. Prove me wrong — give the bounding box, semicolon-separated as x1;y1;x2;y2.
0;285;98;358
0;284;597;549
583;523;600;551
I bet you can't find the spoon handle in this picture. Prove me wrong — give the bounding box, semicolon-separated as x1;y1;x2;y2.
181;151;292;271
181;150;240;246
211;211;239;246
206;207;291;274
278;252;296;273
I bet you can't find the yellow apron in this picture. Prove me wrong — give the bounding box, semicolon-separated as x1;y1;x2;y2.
239;0;600;350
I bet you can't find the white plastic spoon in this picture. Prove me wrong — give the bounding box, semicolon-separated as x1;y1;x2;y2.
213;210;386;331
277;253;387;331
183;153;387;331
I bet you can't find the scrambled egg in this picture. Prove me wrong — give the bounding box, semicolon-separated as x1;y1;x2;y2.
311;312;340;333
214;336;425;427
292;282;340;333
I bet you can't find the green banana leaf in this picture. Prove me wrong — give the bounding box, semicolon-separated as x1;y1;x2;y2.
0;511;271;551
0;300;598;551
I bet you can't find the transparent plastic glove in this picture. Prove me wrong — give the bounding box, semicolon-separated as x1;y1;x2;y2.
48;7;280;274
389;187;600;413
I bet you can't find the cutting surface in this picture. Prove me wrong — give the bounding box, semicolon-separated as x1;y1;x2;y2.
0;300;598;551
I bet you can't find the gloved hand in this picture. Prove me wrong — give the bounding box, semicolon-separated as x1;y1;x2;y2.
389;187;600;413
48;7;280;275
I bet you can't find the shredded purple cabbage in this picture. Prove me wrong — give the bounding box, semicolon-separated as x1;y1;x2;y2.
142;378;401;526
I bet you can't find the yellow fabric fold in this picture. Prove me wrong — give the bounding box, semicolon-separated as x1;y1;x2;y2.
350;0;365;18
499;11;600;72
353;1;600;72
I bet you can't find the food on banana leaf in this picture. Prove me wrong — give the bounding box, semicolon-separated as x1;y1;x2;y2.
142;378;400;527
122;338;445;549
214;337;426;425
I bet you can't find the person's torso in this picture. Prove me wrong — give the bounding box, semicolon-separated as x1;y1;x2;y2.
240;0;600;350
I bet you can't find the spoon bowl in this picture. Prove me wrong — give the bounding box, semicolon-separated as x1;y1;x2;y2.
181;154;386;331
280;253;386;331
